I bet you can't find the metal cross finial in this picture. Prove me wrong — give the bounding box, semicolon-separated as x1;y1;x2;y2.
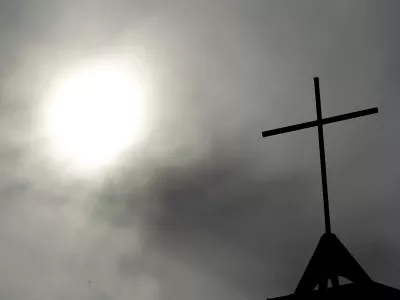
261;77;378;233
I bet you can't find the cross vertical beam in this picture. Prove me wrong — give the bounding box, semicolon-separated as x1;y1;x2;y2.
314;77;331;234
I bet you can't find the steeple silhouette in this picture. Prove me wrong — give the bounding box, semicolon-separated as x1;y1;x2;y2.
263;78;400;299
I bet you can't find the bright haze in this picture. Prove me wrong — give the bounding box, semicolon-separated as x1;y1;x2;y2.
0;1;399;299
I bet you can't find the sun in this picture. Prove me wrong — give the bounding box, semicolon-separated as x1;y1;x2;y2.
44;60;148;172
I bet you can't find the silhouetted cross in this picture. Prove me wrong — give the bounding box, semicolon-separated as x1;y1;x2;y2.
261;77;378;234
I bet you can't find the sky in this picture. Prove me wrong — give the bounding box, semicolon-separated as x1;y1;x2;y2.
0;0;400;299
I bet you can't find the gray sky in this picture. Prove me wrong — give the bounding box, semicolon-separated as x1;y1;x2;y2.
0;0;400;299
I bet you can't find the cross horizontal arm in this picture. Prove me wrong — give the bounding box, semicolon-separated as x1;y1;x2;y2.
322;107;378;127
262;107;378;138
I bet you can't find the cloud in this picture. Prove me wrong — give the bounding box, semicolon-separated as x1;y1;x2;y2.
1;0;400;299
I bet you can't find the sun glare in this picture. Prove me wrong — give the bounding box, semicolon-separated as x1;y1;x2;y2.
44;60;148;173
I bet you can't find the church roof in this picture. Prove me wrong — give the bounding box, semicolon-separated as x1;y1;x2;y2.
268;281;400;299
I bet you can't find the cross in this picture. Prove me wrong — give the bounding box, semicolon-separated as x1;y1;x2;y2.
261;77;378;234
